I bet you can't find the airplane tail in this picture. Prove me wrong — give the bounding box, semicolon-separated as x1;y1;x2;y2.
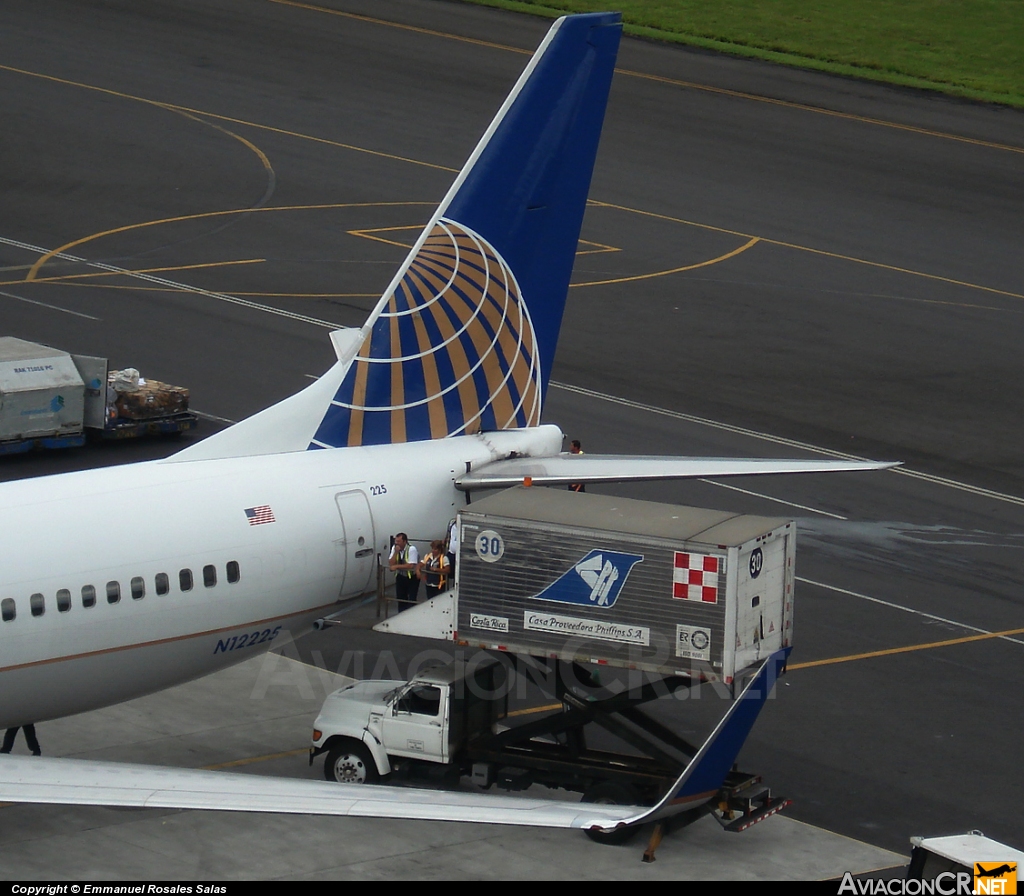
172;13;621;461
310;13;622;449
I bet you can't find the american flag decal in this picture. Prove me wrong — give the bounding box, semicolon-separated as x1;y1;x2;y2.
244;505;276;526
672;551;722;603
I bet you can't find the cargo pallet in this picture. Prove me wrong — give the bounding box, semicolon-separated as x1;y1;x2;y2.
0;433;86;456
98;411;198;440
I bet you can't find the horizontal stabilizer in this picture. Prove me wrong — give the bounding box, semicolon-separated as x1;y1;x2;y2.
456;454;900;489
0;755;640;829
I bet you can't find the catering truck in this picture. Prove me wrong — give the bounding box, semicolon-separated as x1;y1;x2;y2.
311;488;794;849
374;487;795;686
453;487;794;684
310;652;790;846
0;336;197;454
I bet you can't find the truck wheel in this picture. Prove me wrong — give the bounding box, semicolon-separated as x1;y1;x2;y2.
324;742;379;785
581;782;640;845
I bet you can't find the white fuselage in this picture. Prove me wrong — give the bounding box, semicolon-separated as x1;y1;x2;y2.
0;426;563;728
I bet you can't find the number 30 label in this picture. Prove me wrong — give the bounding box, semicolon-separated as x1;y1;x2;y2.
475;530;505;563
749;548;763;579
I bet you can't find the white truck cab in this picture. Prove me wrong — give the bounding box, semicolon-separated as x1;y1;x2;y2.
311;660;498;783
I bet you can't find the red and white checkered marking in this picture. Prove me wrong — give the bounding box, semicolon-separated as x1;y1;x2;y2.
672;552;720;603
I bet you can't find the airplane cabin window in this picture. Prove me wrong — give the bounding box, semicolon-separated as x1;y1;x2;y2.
82;585;96;608
107;581;120;604
227;561;240;584
1;598;15;622
30;593;45;617
203;565;217;588
155;573;169;595
56;589;71;612
179;569;193;592
131;577;145;600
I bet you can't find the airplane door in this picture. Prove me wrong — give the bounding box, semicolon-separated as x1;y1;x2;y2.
335;489;376;598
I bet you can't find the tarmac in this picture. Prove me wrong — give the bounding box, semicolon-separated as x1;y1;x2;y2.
1;0;1022;879
0;651;903;880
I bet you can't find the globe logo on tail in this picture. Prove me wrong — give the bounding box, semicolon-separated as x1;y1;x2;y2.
312;218;542;448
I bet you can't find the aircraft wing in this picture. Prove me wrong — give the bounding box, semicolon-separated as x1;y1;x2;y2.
0;651;789;838
0;755;639;831
456;454;899;490
625;648;790;824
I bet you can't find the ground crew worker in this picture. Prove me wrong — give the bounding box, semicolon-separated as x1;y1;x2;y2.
418;540;450;600
0;724;41;756
388;533;420;611
568;439;585;492
445;517;458;582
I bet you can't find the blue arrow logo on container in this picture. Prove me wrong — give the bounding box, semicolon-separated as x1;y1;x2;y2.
529;550;644;609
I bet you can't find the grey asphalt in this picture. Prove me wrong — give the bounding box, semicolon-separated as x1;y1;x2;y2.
1;0;1022;877
0;655;903;879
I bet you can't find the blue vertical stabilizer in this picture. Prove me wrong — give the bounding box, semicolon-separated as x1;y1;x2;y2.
310;13;622;448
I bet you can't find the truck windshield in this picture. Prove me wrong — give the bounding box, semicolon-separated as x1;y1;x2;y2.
397;685;441;717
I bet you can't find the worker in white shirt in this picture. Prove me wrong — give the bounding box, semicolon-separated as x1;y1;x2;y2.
446;518;458;583
388;532;420;611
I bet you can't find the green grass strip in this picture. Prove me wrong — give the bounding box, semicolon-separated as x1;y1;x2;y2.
464;0;1024;107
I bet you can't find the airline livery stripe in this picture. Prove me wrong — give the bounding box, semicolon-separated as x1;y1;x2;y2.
312;219;541;447
409;309;448;439
0;602;340;675
388;316;406;444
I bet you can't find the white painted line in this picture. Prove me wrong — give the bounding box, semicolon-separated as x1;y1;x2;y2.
549;380;866;455
550;381;1024;508
193;410;237;425
0;288;101;320
0;235;345;330
797;576;1024;647
91;264;345;329
697;478;848;520
0;236;68;254
889;466;1024;506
